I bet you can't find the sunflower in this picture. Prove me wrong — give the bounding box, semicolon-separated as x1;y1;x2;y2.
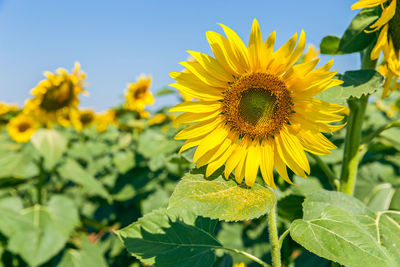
96;109;116;132
124;75;154;113
24;62;87;125
7;115;38;143
0;102;18;116
71;109;96;131
303;45;319;63
352;0;400;97
169;19;346;188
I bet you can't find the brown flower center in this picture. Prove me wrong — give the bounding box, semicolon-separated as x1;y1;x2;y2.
222;73;293;140
18;122;31;132
40;80;74;111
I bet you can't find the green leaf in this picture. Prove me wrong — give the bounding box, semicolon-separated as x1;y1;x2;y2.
168;173;276;221
115;207;220;267
290;190;400;267
113;150;135;174
58;158;111;201
8;195;79;266
316;70;384;104
320;36;341;55
137;129;180;158
339;8;379;53
31;129;67;170
58;238;108;267
0;146;39;179
155;87;176;96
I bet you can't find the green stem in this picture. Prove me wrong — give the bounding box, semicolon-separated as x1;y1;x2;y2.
309;153;339;190
339;95;369;195
218;248;270;267
361;120;400;145
268;205;281;267
278;229;290;249
37;160;46;205
339;45;377;196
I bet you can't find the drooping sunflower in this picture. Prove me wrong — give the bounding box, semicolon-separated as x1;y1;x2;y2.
169;19;346;188
24;62;87;125
7;115;38;143
352;0;400;97
71;109;96;131
124;75;154;114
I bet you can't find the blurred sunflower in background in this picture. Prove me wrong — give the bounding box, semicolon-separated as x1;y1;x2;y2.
170;19;346;188
0;102;19;125
96;109;116;132
71;109;96;131
24;62;87;125
124;75;154;117
352;0;400;97
302;44;319;63
7;114;38;143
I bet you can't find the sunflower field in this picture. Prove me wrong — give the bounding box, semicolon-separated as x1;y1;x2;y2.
1;1;400;267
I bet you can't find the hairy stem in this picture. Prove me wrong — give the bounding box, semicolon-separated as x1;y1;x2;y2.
217;248;270;267
268;205;281;267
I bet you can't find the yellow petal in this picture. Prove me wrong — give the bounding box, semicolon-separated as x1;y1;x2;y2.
193;126;229;163
187;50;233;82
260;139;276;189
244;140;261;186
180;61;229;88
248;18;263;72
175;117;223;140
169;101;222;113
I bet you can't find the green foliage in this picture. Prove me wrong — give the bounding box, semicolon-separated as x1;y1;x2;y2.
290;190;400;267
316;69;384;104
320;7;380;55
115;207;220;267
168;172;276;221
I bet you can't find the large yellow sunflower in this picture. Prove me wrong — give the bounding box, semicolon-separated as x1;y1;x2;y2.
7;115;38;143
124;75;154;113
24;62;87;125
169;19;346;188
352;0;400;97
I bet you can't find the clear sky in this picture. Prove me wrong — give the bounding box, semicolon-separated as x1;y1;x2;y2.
0;0;360;111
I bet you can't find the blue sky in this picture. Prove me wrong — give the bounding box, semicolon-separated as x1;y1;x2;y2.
0;0;360;111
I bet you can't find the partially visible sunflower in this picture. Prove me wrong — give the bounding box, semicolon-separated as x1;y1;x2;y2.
124;75;154;113
169;19;346;188
0;102;18;116
71;109;96;131
96;109;116;132
24;62;87;125
352;0;400;97
7;115;38;143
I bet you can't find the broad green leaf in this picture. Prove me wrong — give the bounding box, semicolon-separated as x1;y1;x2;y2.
58;158;111;201
57;238;108;267
141;186;170;214
31;129;67;170
316;70;384;104
0;147;38;179
168;173;276;221
115;207;220;267
112;150;135;174
137;129;180;158
290;190;400;267
320;36;341;55
0;206;36;239
8;195;79;266
339;8;379;53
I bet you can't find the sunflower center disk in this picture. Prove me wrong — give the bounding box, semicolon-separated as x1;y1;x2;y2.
18;122;31;132
389;0;400;51
223;73;293;140
40;80;74;111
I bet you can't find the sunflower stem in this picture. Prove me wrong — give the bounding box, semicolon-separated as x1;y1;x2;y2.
37;159;46;205
268;204;281;267
218;248;270;267
339;45;377;196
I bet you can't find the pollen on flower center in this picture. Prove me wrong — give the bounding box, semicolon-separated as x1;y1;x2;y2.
389;0;400;51
40;81;74;111
222;73;293;140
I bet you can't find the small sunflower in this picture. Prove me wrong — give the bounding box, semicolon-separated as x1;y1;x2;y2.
0;102;18;116
96;109;116;132
24;62;87;125
7;115;38;143
352;0;400;97
169;19;346;188
124;75;154;113
71;109;96;131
